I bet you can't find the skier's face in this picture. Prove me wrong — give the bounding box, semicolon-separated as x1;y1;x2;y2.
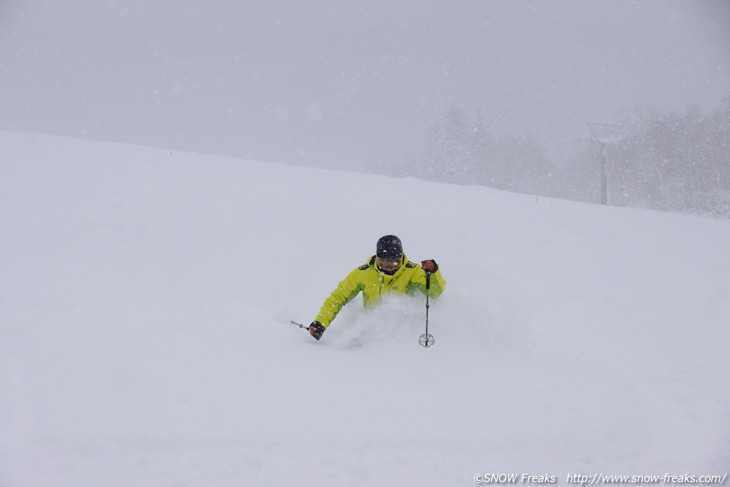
377;256;401;274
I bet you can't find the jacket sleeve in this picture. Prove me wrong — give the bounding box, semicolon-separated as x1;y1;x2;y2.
409;267;446;298
315;267;365;328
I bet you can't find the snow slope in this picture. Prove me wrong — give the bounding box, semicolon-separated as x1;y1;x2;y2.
1;131;728;486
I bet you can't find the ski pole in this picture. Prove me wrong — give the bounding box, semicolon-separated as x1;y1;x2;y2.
425;271;430;336
290;320;310;330
418;271;435;347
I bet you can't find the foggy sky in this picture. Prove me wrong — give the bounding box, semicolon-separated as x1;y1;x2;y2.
1;0;728;169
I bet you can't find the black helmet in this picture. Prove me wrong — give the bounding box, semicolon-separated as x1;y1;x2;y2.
376;235;403;259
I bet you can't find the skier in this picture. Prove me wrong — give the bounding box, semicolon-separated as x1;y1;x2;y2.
308;235;446;340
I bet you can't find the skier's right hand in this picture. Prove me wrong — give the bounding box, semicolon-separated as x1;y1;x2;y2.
309;321;325;340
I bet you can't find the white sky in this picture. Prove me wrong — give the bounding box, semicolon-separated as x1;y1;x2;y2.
1;0;728;168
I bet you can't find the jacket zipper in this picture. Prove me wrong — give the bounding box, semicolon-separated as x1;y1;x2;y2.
379;276;395;296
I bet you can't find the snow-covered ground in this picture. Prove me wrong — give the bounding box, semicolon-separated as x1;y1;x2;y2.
1;131;728;486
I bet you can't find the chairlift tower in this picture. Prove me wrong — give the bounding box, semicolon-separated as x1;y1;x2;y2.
587;122;624;205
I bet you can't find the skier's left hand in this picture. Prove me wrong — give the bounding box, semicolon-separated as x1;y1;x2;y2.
421;259;438;273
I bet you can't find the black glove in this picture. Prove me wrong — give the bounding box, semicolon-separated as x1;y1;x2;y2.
421;259;438;273
309;321;325;340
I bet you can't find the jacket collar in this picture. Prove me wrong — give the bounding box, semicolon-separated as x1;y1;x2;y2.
368;253;408;277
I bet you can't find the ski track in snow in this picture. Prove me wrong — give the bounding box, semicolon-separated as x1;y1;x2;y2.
1;132;729;486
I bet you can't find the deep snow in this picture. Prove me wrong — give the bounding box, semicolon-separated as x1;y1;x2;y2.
1;131;728;486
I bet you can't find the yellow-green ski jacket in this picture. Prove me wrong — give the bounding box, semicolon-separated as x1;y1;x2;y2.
315;253;446;328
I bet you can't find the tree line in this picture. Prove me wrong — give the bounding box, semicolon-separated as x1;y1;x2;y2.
371;99;730;218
